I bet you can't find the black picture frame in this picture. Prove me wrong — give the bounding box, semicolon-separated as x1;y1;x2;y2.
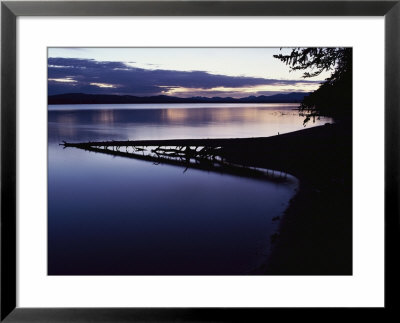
1;0;399;321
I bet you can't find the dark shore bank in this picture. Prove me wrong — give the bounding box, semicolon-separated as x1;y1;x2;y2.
63;122;352;275
218;122;352;275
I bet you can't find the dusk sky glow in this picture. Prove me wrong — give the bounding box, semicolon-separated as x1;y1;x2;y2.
48;48;331;98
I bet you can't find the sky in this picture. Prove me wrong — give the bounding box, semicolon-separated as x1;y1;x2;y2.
48;48;331;98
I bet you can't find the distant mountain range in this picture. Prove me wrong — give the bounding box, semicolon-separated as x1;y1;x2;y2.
48;92;309;105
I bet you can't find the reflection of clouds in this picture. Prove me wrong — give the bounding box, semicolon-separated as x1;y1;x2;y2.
57;113;77;125
164;108;240;124
210;109;237;122
52;124;77;138
92;110;115;124
162;107;303;125
49;106;333;143
163;108;242;124
163;109;188;123
50;113;79;138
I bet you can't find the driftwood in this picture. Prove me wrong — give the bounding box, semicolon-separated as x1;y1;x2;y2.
60;138;289;183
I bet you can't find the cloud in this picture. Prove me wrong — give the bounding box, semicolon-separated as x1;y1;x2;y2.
48;57;320;97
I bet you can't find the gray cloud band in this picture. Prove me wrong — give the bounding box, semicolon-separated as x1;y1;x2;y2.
48;57;320;97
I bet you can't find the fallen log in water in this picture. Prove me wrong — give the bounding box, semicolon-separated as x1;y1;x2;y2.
60;138;290;183
61;137;242;149
60;124;349;181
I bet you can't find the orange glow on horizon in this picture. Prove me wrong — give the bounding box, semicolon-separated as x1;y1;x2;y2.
160;83;320;97
89;82;117;88
48;78;77;83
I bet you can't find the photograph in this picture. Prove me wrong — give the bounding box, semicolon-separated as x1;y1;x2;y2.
47;47;352;275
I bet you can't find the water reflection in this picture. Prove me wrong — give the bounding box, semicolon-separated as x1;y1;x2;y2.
48;104;306;275
49;103;332;144
92;109;115;124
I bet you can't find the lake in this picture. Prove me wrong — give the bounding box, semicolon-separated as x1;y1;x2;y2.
48;103;331;275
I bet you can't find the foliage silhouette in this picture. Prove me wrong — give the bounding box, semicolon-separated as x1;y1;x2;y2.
274;48;352;124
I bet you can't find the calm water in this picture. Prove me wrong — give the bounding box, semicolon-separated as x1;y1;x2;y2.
48;103;330;275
